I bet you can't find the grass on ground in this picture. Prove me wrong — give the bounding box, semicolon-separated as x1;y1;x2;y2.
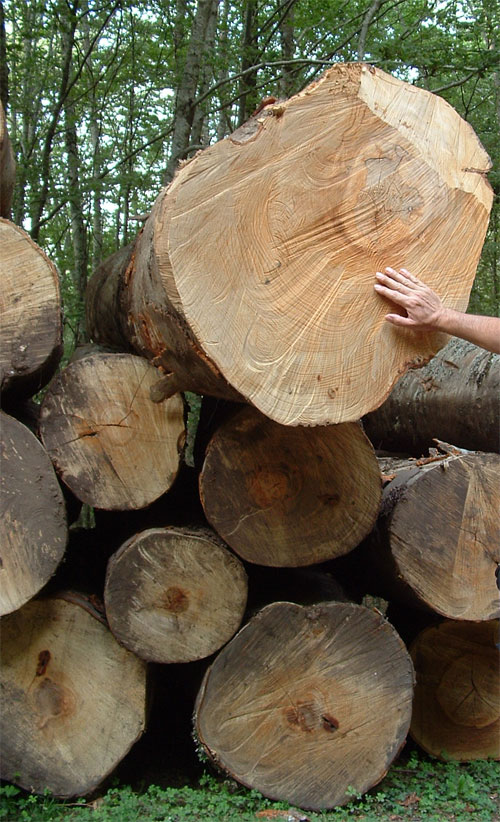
0;750;499;822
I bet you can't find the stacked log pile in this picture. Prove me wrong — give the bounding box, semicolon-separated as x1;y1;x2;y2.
1;65;499;809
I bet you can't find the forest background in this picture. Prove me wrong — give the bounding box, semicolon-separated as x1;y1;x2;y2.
1;0;499;363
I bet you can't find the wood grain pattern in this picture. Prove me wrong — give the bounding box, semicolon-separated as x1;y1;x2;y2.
410;619;499;760
40;353;185;510
0;596;147;796
195;601;414;809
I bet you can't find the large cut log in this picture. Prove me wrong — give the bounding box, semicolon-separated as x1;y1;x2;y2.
0;219;63;402
199;405;381;566
195;600;414;809
0;102;15;218
104;527;248;663
369;452;500;621
87;63;493;426
0;593;147;796
39;352;185;510
363;338;500;454
409;619;499;761
0;411;67;616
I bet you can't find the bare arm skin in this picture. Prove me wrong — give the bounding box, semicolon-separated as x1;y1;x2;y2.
374;267;500;355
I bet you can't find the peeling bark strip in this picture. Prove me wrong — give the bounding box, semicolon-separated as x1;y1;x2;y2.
195;601;414;809
87;63;492;426
409;619;500;761
0;411;67;616
0;219;63;401
39;352;185;510
0;596;147;797
371;452;500;622
199;405;382;566
363;337;500;455
104;526;248;663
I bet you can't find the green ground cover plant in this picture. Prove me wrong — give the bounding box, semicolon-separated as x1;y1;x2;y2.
0;751;498;822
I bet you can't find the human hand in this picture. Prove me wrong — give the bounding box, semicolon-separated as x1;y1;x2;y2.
374;267;445;330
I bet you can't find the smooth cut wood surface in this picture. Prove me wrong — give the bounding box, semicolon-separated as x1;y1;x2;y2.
386;453;500;621
0;412;67;616
104;527;248;663
195;601;414;809
0;219;62;399
0;595;147;796
410;619;499;761
199;406;382;566
39;353;185;510
155;62;492;425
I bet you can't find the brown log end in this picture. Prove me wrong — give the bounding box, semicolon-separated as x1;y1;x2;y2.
39;352;185;510
199;406;382;566
385;452;500;621
0;595;147;796
409;619;499;760
0;411;67;616
195;601;414;809
0;219;63;401
104;527;248;663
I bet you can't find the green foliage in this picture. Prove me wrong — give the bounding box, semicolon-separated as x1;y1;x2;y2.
0;753;499;821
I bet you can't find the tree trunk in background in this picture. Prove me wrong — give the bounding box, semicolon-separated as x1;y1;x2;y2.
39;352;185;510
0;594;147;796
0;219;63;401
64;97;88;345
370;452;500;621
93;64;492;427
195;600;414;809
104;526;248;663
0;100;15;217
236;0;258;126
199;406;381;566
409;619;499;761
278;1;296;98
363;338;500;455
0;412;67;616
164;0;220;183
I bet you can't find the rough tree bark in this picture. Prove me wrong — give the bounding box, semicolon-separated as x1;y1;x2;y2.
369;452;500;621
87;63;493;427
39;352;185;510
409;619;499;761
195;600;414;809
0;100;15;217
104;526;248;663
0;219;63;402
0;411;67;616
363;338;500;455
0;593;147;796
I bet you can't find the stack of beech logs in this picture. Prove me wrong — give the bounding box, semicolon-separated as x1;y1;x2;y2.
1;65;499;810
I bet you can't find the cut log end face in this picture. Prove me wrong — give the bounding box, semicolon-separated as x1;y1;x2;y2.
0;220;62;397
390;454;500;621
410;620;500;761
104;527;248;663
160;63;492;425
195;601;414;810
39;353;185;510
0;412;67;616
0;597;147;797
200;406;381;566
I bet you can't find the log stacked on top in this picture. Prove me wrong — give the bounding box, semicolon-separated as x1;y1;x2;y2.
1;65;499;806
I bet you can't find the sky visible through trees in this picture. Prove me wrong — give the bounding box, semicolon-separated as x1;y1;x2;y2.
1;0;499;352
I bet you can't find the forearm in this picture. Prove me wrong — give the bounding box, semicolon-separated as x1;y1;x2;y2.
436;309;500;355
